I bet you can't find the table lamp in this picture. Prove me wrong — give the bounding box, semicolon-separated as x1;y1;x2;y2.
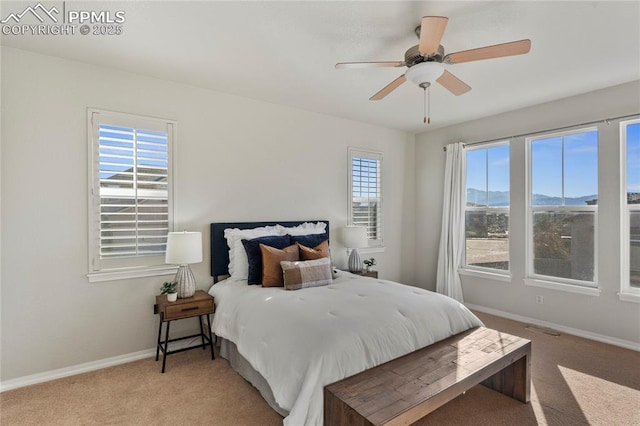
165;231;202;298
342;226;368;273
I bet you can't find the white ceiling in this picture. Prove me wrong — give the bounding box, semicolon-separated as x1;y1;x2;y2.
2;1;639;133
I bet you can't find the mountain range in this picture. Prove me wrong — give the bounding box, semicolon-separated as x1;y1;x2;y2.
466;188;598;207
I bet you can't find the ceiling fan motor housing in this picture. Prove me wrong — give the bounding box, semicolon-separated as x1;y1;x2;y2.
405;44;444;67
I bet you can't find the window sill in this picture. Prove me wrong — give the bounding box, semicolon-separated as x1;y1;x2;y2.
459;268;511;282
524;278;601;296
88;265;178;283
618;291;640;303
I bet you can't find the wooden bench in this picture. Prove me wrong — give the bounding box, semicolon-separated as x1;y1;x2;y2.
324;327;531;426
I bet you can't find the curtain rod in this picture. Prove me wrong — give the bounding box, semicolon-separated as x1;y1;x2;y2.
442;112;640;151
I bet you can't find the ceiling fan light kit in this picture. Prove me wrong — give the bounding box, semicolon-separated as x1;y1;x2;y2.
405;62;444;87
336;15;531;124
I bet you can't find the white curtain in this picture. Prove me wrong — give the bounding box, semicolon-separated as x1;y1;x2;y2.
436;142;466;302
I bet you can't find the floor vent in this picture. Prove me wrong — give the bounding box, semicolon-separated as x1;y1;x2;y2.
525;324;561;336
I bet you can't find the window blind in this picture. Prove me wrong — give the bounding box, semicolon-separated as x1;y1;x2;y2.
88;109;175;280
350;149;383;243
98;124;169;258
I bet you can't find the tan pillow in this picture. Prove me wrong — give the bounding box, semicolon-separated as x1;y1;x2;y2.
298;240;337;278
298;240;330;260
260;244;299;287
281;258;333;290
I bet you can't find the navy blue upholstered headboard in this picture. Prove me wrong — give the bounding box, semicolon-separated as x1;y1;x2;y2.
210;221;330;280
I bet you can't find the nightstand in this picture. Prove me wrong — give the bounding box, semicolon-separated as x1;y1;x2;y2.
351;270;378;279
154;290;215;373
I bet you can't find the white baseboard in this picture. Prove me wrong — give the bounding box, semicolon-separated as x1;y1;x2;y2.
0;348;155;393
466;303;640;352
4;306;637;392
1;336;211;393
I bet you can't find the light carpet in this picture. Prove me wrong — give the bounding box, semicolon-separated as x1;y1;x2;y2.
1;312;638;425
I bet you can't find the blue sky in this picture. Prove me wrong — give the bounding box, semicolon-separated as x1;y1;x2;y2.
352;158;379;198
466;130;601;202
531;130;598;199
466;145;509;206
466;145;510;194
628;122;640;193
99;124;168;180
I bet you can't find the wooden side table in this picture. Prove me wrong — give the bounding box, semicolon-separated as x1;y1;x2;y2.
154;290;215;373
351;270;378;279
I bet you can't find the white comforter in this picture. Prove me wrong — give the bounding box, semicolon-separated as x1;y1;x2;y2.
209;272;483;426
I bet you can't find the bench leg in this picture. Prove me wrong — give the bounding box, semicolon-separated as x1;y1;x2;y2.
481;353;530;403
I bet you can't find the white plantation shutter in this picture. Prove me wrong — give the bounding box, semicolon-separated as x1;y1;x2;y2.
88;110;175;279
349;148;383;245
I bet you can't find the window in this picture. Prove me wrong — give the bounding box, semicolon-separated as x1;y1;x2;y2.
464;142;510;273
349;148;383;246
88;109;176;282
621;118;640;300
527;128;598;288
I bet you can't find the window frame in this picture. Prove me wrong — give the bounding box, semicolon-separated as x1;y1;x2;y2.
348;147;383;248
525;126;599;293
461;140;511;277
87;108;177;283
620;117;640;302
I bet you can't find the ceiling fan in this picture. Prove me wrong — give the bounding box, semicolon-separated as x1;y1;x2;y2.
336;16;531;123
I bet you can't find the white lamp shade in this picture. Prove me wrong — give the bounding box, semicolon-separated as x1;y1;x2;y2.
342;226;368;249
165;231;203;265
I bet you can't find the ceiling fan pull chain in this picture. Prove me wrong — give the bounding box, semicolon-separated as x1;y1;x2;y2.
423;86;431;124
423;87;426;123
423;87;426;124
428;85;431;124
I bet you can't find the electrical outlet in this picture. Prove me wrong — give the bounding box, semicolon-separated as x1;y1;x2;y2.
535;295;544;305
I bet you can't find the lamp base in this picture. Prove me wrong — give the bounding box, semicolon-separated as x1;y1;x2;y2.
175;265;196;298
348;248;363;273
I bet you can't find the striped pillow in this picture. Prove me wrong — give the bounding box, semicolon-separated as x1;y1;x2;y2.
281;258;332;290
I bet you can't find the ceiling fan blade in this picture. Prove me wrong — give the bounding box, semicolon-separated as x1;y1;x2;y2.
335;61;405;69
436;70;472;96
419;16;449;55
370;75;407;101
444;39;531;64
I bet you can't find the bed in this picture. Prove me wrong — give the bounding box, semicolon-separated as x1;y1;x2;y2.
208;221;483;426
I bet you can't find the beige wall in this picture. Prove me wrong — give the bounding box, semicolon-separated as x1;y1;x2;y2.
415;80;640;345
0;47;415;381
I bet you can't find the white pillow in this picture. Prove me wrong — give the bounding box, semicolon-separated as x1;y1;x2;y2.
224;226;285;278
283;221;327;236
